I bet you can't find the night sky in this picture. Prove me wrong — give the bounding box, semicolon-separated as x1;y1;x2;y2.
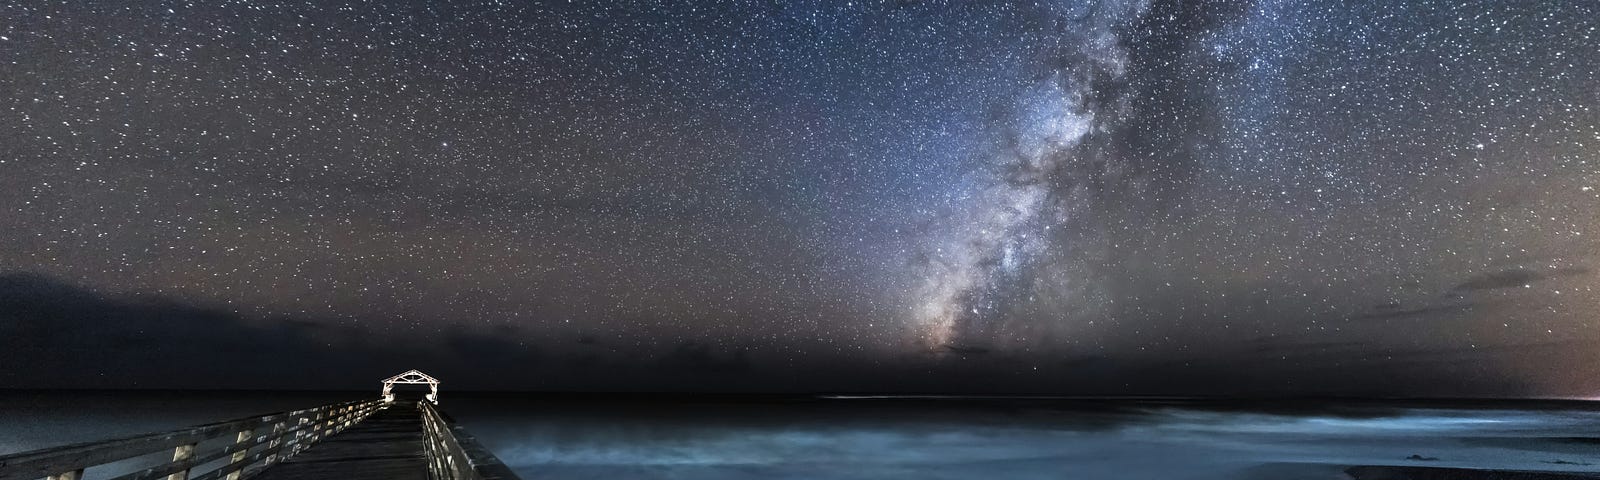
2;0;1596;396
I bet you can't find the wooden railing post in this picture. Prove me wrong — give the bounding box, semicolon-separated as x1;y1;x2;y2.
304;409;321;444
165;443;196;480
289;414;307;456
417;400;521;480
224;427;254;480
46;469;83;480
324;408;337;437
0;399;388;480
264;420;286;465
0;399;406;480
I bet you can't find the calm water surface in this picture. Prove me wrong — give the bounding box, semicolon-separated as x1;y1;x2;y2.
4;392;1599;479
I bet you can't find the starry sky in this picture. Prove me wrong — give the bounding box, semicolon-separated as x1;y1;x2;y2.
1;0;1596;396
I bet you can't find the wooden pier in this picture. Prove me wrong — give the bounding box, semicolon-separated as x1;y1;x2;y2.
0;371;519;480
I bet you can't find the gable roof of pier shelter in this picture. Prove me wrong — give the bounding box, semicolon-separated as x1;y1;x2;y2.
383;369;439;386
381;369;441;403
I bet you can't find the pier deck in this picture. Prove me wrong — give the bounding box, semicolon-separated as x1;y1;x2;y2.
0;369;517;480
250;403;430;480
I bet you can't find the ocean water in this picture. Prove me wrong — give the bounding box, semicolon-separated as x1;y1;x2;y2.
4;392;1599;479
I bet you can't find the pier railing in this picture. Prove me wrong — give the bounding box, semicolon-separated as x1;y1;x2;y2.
418;401;519;480
0;399;382;480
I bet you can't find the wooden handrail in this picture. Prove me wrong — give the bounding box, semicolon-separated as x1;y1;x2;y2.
418;402;520;480
0;399;383;480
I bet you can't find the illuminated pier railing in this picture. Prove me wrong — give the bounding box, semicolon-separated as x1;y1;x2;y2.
0;399;382;480
0;370;519;480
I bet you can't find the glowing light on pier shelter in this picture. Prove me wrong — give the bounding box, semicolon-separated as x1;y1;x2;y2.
382;369;441;404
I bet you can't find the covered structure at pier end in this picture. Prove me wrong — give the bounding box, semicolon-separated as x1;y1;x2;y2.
382;369;441;404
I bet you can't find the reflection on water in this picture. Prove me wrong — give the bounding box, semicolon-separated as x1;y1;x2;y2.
4;393;1599;480
444;397;1600;480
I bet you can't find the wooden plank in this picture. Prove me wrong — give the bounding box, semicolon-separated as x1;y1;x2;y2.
0;426;236;479
102;405;377;480
186;438;294;480
248;404;429;480
0;399;507;480
0;400;373;480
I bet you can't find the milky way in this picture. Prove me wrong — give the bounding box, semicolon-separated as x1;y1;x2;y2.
1;0;1596;395
911;0;1146;351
